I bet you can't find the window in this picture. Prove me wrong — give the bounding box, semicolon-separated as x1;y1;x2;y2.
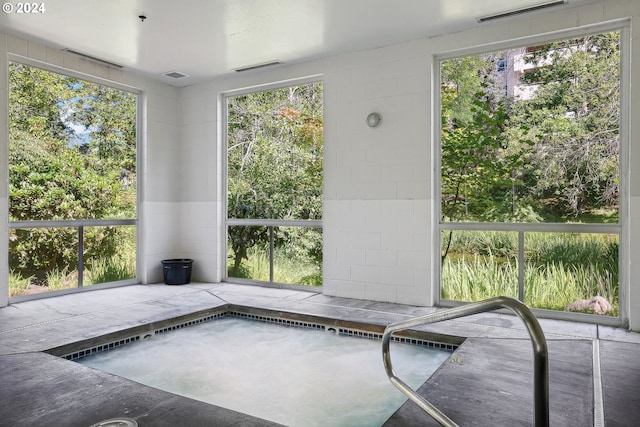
438;29;624;319
225;81;323;287
8;61;137;298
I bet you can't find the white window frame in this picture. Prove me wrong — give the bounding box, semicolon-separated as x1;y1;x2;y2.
433;20;630;326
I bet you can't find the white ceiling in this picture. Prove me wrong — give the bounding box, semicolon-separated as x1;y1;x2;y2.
0;0;601;86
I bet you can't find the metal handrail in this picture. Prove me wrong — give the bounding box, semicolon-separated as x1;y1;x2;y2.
382;296;549;427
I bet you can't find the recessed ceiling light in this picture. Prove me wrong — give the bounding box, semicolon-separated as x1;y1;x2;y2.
477;0;568;23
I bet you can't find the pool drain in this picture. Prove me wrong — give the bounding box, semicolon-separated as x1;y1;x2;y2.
89;418;138;427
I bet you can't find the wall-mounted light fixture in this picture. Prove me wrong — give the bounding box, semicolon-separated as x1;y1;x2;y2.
366;112;382;128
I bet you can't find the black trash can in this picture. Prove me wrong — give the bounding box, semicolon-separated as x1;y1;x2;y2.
162;259;193;285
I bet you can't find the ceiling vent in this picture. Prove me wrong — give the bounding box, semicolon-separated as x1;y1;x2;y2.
233;60;283;72
477;0;567;23
164;71;189;79
61;49;123;68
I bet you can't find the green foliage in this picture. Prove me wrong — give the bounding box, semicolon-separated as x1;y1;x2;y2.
441;230;619;314
227;82;323;273
227;226;322;287
9;133;127;221
87;255;136;285
443;255;618;315
8;62;136;286
441;254;519;301
8;270;32;297
443;230;518;258
227;83;323;220
441;54;535;225
441;31;620;221
511;33;620;216
524;262;618;314
440;33;621;312
9;63;74;140
86;227;136;285
227;246;321;286
441;94;533;223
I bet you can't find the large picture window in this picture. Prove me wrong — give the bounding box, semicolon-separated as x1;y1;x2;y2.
225;81;323;287
438;28;625;319
8;61;137;298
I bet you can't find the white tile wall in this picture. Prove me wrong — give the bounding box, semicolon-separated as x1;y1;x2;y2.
322;36;434;305
170;84;221;283
323;198;433;305
176;203;219;252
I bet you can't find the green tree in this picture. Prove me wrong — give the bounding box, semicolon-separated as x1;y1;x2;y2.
441;56;532;224
227;83;323;274
511;32;620;217
8;63;136;284
67;82;137;193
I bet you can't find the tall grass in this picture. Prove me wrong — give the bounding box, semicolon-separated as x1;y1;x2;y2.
8;253;136;297
441;254;519;301
87;254;136;285
228;247;322;286
442;230;619;315
9;226;137;297
8;270;31;296
44;268;76;291
524;262;618;314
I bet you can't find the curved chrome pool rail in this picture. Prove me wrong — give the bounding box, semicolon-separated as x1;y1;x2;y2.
382;296;549;427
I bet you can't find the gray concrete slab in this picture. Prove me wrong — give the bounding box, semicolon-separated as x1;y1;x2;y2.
385;339;594;426
1;283;639;426
0;352;282;427
598;325;640;344
0;286;228;355
0;284;223;334
599;340;640;427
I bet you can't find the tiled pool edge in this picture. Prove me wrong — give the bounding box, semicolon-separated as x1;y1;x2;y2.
46;304;462;361
231;309;459;351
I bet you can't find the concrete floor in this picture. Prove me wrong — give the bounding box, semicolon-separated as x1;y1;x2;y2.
0;283;639;426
